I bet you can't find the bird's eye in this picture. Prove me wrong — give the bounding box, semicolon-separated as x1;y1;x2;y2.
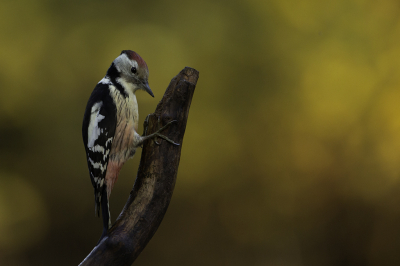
131;67;137;74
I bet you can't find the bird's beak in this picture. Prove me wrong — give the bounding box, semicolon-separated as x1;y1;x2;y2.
142;81;154;97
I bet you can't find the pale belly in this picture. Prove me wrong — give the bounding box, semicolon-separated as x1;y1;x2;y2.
106;87;139;198
110;120;136;159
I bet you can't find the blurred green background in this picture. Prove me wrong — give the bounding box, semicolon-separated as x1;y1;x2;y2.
1;0;400;265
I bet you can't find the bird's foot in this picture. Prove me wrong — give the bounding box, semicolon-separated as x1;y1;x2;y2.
153;119;179;146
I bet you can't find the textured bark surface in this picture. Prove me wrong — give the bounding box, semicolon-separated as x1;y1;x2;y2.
79;67;199;266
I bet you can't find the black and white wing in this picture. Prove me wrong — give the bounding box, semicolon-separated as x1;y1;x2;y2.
82;83;117;216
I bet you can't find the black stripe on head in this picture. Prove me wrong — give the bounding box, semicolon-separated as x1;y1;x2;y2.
106;63;128;98
106;62;119;79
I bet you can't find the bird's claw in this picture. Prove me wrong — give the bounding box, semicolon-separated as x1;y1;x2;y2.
154;119;179;146
154;133;180;146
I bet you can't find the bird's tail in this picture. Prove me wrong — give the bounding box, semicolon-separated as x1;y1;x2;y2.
95;185;111;243
94;190;101;217
101;185;111;232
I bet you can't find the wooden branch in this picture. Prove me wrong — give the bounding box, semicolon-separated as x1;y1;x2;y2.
79;67;199;266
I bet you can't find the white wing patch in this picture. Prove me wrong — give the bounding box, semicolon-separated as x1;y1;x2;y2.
99;77;112;85
87;101;105;148
89;157;108;173
89;137;113;160
91;144;105;153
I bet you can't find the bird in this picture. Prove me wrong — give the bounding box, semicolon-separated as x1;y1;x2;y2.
82;50;178;239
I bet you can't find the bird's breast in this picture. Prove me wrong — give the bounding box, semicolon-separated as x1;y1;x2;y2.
109;88;139;162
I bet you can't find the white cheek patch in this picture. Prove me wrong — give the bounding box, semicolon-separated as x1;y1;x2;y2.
116;77;136;93
88;101;105;148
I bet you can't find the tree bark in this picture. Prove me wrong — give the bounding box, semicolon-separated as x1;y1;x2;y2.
79;67;199;266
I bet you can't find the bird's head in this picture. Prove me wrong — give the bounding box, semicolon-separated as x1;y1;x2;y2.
110;50;153;97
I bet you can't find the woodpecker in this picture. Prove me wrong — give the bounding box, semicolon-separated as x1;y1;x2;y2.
82;50;177;238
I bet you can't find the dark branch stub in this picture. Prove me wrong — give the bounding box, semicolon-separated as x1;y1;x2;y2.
79;67;199;266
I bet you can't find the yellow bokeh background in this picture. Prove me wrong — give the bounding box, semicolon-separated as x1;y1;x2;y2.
1;0;400;265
